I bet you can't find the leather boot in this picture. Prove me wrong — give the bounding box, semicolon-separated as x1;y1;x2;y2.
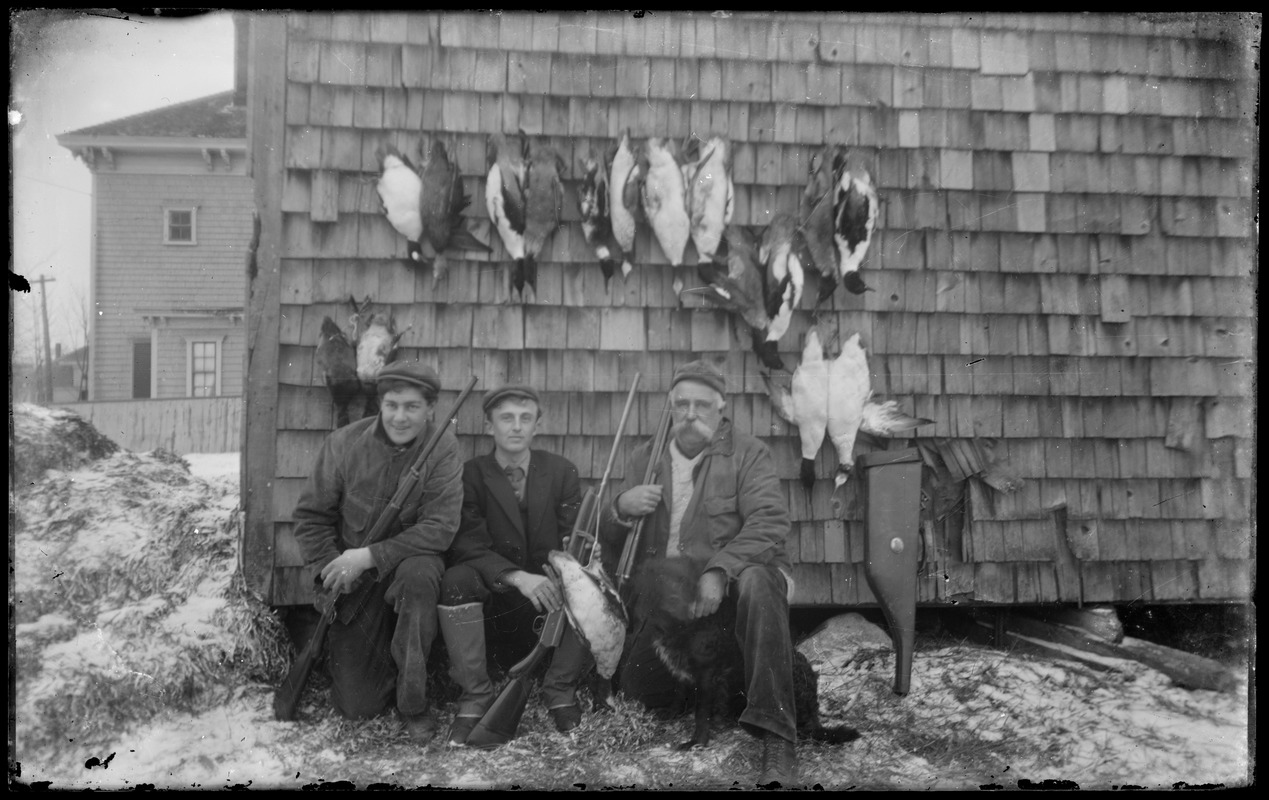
438;603;496;745
758;733;797;787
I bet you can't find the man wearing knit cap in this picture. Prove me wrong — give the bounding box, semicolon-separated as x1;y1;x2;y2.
439;384;589;745
600;359;800;786
292;360;463;744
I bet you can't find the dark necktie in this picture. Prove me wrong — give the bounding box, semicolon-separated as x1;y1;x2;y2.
504;464;526;500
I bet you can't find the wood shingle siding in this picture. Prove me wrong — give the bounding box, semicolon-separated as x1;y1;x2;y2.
245;11;1254;608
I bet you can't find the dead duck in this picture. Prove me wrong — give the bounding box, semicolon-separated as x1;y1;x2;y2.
608;130;644;281
417;138;492;291
375;143;425;263
351;298;412;419
825;333;873;490
692;226;784;371
485;132;529;303
682;135;734;268
640;137;692;299
577;151;630;291
801;144;849;306
315;316;360;429
760;213;806;349
764;329;830;492
521;141;567;303
833;162;879;296
547;542;629;681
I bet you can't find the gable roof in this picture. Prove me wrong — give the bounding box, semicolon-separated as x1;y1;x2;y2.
61;90;245;140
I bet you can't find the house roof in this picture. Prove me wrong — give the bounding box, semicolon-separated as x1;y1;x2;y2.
60;90;245;140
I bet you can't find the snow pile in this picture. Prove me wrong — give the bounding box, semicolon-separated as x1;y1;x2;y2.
13;405;288;765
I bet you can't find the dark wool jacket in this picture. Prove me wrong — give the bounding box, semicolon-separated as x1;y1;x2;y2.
600;417;791;583
292;414;463;622
446;449;584;588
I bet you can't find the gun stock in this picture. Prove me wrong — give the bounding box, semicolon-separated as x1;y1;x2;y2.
272;611;332;722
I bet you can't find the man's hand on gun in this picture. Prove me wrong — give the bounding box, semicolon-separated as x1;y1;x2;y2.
617;485;662;517
506;569;563;613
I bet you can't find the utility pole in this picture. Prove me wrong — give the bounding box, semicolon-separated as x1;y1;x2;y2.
35;274;56;404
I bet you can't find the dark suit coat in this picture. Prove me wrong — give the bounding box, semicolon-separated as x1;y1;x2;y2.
446;448;584;588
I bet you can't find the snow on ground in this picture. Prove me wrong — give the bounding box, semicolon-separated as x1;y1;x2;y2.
11;406;1252;790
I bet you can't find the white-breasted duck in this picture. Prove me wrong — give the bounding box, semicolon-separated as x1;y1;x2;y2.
640;137;692;299
350;298;412;419
825;332;873;490
485;132;529;303
375;143;424;263
681;135;735;268
764;329;830;492
608;130;643;280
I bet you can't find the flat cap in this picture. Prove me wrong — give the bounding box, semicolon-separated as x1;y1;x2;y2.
671;360;727;396
482;384;541;414
376;360;440;393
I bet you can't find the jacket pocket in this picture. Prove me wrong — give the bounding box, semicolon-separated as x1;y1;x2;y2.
341;489;375;544
702;495;740;549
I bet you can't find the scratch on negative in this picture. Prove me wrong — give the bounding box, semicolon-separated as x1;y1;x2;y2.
95;624;154;681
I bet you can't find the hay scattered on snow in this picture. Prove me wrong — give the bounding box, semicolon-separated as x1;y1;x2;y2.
13;404;288;762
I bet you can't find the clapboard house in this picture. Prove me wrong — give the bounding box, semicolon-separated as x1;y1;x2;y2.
243;12;1255;609
56;17;253;402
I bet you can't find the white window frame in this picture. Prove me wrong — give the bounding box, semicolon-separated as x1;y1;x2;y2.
185;336;224;398
164;206;198;245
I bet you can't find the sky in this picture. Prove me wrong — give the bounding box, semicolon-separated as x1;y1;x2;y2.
10;9;236;364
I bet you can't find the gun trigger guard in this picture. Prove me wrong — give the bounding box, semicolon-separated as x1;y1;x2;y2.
532;615;546;635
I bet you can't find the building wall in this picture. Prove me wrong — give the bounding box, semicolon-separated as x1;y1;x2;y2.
246;11;1256;607
92;168;253;400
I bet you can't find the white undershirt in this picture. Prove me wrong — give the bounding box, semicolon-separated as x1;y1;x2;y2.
666;440;705;558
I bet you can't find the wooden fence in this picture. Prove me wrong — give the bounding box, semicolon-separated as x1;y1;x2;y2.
57;396;243;454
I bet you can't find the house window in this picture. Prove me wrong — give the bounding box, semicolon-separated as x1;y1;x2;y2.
164;208;197;245
132;341;152;399
190;340;219;397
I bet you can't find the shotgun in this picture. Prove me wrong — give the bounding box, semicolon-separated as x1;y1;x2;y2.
615;395;672;593
465;374;642;748
272;375;479;722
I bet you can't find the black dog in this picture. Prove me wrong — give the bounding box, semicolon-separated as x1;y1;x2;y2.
630;557;860;750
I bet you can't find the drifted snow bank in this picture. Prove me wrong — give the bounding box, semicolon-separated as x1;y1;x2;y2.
13;404;287;776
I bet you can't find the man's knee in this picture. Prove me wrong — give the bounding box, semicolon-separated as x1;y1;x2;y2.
735;564;786;601
387;554;443;607
440;563;487;606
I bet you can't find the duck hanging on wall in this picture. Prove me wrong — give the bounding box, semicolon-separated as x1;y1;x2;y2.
763;329;830;493
315;314;360;429
521;141;567;304
608;130;644;283
375;143;425;264
577;151;629;291
640;137;692;300
832;159;880;296
800;144;849;307
692;225;785;371
485;132;529;304
351;296;412;419
681;135;734;269
825;333;932;489
416;138;491;291
760;213;806;350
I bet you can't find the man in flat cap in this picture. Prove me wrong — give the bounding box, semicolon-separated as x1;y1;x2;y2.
439;384;588;745
292;360;462;744
600;360;800;786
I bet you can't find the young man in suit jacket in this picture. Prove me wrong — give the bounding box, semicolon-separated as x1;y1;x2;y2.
439;385;589;746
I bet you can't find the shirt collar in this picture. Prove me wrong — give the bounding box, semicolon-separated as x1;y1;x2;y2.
494;449;531;474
